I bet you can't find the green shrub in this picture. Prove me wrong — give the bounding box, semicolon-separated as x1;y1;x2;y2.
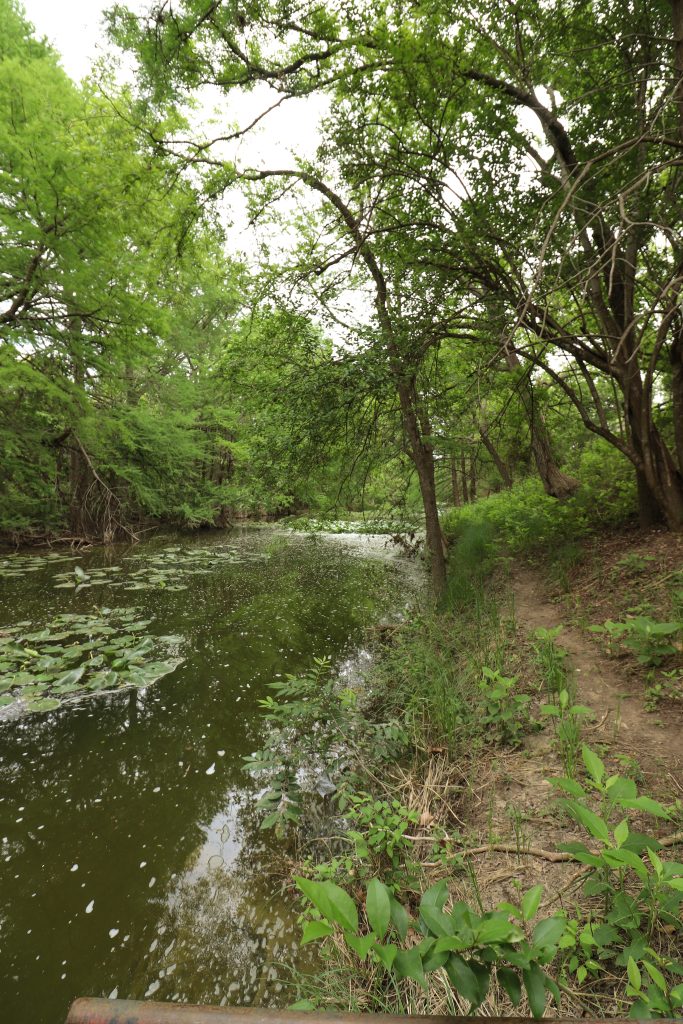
441;441;637;556
295;875;566;1018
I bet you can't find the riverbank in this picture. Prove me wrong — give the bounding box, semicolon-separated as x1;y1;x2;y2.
266;517;683;1019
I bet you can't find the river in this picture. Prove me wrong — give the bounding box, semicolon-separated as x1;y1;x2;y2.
0;526;421;1024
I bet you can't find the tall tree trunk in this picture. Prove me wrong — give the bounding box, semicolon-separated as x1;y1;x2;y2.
635;471;664;528
671;326;683;475
450;455;461;506
671;0;683;474
639;425;683;529
460;453;469;503
478;428;513;488
68;313;88;537
631;0;683;526
395;377;447;596
621;358;683;528
469;455;477;502
506;349;579;498
288;172;449;593
674;0;683;142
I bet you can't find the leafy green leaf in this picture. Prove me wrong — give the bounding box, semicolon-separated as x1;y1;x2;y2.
344;931;376;960
300;921;333;945
445;953;481;1005
582;745;605;784
497;966;522;1006
389;896;412;940
521;885;543;921
372;942;398;970
393;947;427;988
295;878;358;933
366;879;391;939
532;915;566;950
523;963;547;1018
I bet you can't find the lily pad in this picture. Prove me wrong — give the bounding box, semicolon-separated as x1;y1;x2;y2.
0;607;184;715
25;697;62;712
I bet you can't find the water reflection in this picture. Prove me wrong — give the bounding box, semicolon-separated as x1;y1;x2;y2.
0;527;420;1024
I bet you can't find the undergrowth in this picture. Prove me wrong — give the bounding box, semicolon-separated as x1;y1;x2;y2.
245;515;683;1019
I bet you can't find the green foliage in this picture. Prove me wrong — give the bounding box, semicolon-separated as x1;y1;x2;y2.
479;666;533;747
590;617;683;667
295;875;565;1017
540;689;592;780
533;624;591;777
625;955;683;1019
644;671;683;712
244;657;409;834
615;554;656;577
442;443;637;557
344;793;418;878
550;745;683;1011
532;627;569;698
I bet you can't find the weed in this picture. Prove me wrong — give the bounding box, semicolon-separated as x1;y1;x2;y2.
644;670;683;711
615;553;655;576
479;666;533;746
532;626;568;698
244;657;409;833
550;745;683;1010
344;793;419;880
589;616;682;667
295;875;566;1018
540;688;592;779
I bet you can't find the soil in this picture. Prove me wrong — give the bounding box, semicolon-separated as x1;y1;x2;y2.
419;532;683;985
512;566;683;793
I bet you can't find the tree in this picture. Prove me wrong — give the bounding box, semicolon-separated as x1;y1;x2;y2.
0;1;244;539
109;0;683;531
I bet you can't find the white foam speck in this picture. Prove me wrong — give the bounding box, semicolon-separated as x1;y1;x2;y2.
205;763;215;775
85;900;94;914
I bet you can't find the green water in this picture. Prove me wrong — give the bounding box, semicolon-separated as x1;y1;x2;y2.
0;527;420;1024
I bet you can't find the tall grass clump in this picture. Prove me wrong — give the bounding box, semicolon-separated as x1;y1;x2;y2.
371;520;510;754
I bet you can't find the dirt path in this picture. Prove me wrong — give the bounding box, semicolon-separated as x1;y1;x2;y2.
513;568;683;793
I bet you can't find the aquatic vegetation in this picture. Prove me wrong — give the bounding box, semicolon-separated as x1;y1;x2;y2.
282;515;420;536
0;607;183;714
50;544;269;592
0;552;81;578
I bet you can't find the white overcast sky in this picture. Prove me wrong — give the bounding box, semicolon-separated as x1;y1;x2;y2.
22;0;140;80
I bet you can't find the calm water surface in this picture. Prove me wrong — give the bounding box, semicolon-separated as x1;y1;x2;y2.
0;527;421;1024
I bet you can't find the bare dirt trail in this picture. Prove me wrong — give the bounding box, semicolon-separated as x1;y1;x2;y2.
513;568;683;793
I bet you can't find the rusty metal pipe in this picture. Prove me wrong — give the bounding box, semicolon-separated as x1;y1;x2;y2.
65;999;651;1024
66;1004;467;1024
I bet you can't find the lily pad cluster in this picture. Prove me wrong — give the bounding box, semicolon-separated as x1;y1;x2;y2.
51;544;268;592
0;552;81;579
0;608;183;714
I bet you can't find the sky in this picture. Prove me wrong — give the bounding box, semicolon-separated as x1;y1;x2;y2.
20;0;336;292
22;0;138;81
21;0;324;167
